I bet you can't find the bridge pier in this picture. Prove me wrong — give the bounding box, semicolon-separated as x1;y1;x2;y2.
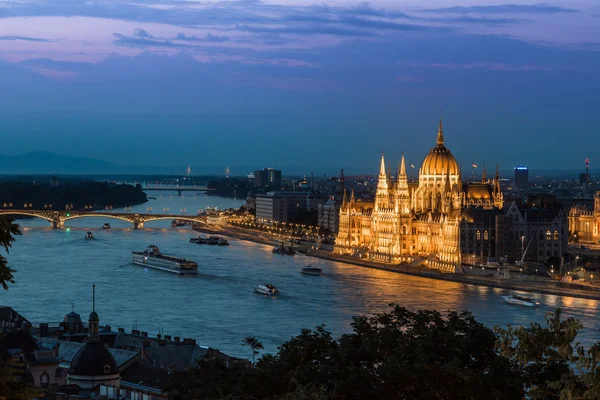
52;220;64;228
133;221;144;229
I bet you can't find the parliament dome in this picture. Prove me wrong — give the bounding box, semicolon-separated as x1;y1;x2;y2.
420;118;459;176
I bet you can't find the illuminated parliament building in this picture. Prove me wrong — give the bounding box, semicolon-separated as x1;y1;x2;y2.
334;118;504;270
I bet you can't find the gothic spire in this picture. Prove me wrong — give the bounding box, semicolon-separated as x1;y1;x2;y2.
379;153;387;178
437;111;444;146
494;163;501;195
341;188;347;209
350;188;355;203
399;153;407;179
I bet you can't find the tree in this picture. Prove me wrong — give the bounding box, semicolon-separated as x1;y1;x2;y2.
243;337;264;364
168;305;524;400
495;309;600;399
0;217;21;290
0;359;42;400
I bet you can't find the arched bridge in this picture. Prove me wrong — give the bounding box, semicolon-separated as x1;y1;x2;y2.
0;209;208;229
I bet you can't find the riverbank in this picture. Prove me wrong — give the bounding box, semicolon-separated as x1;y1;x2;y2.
194;224;600;301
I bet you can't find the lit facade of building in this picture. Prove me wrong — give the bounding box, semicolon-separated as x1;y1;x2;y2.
334;119;503;269
569;192;600;244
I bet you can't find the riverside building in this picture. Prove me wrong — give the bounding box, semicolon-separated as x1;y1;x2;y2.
334;118;504;270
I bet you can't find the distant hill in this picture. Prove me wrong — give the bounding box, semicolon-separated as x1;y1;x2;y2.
0;151;175;174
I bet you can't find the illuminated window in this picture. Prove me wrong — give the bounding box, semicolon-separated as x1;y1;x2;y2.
476;230;481;240
546;230;551;241
484;230;489;241
554;230;559;240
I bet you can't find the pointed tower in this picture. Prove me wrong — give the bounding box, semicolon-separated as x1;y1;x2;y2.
341;188;348;210
88;285;99;342
493;163;503;208
375;153;390;210
437;113;444;146
350;188;356;205
395;153;410;214
378;153;388;190
481;162;487;183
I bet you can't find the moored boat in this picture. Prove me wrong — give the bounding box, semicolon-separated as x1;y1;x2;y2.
102;223;111;230
254;283;279;296
132;245;198;275
502;294;540;307
301;266;322;275
85;232;94;240
273;243;295;255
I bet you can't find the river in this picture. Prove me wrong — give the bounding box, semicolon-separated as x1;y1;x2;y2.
1;192;600;359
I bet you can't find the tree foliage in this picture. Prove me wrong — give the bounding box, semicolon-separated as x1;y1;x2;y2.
0;217;21;290
0;359;42;400
167;305;525;400
495;309;600;400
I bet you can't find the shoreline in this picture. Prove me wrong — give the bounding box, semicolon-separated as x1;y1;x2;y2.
194;224;600;301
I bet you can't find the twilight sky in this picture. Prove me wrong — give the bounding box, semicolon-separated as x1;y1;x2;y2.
0;0;598;175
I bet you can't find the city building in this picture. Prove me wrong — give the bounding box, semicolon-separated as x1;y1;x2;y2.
579;159;591;186
318;196;341;233
254;168;282;188
569;191;600;244
498;201;568;264
256;191;327;224
514;166;529;190
335;118;504;269
67;288;121;395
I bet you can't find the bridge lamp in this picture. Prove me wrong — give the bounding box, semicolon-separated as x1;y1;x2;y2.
24;204;28;208
8;203;12;208
2;204;6;208
29;203;32;207
48;204;52;209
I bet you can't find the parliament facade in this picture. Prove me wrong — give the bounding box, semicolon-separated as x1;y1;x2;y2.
334;119;504;269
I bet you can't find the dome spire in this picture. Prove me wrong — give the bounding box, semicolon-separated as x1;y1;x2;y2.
482;162;487;183
437;111;444;146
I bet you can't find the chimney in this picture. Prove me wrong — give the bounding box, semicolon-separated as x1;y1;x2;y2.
141;331;148;337
132;329;140;336
157;334;162;339
118;328;125;333
164;335;172;341
174;336;180;343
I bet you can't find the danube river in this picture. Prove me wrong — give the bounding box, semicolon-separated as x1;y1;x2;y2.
2;192;600;358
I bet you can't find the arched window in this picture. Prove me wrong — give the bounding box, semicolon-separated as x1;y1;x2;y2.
546;230;551;241
40;372;50;389
554;230;559;241
402;225;407;235
484;230;489;241
476;230;481;240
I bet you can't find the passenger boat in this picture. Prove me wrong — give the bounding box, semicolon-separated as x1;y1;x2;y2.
502;294;540;307
132;245;198;275
85;232;94;240
102;223;111;230
301;266;322;276
254;283;279;296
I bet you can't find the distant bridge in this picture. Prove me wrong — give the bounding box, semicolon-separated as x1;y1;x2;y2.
0;209;208;229
122;183;215;196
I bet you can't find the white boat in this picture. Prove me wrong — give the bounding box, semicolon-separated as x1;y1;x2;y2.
502;294;540;307
254;283;279;296
132;245;198;275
